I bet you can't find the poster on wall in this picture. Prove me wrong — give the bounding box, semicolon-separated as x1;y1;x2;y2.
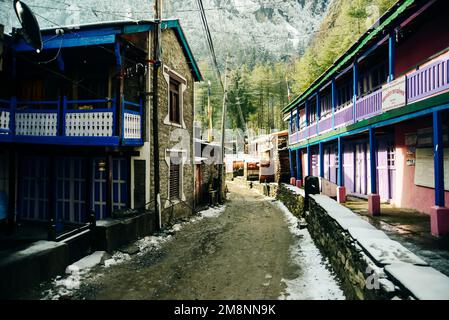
414;148;449;191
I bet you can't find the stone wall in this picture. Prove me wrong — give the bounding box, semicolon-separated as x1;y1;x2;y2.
276;184;305;218
148;29;196;227
249;181;279;198
306;196;395;300
276;184;449;300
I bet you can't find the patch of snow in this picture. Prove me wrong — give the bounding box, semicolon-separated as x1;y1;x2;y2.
385;263;449;300
15;240;64;256
199;205;227;219
135;205;226;255
282;183;305;196
347;227;390;242
104;252;131;268
273;200;345;300
358;238;428;266
309;194;357;218
136;234;173;254
69;251;107;273
335;216;378;232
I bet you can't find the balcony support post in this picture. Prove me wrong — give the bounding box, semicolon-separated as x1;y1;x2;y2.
290;109;293;134
306;145;311;177
296;148;302;187
296;105;300;133
316;92;320;135
289;149;295;185
430;110;449;236
62;96;67;137
337;136;346;203
305;100;309;127
319;142;324;178
388;31;395;82
353;62;358;123
10;97;16;135
331;79;336;130
368;127;381;216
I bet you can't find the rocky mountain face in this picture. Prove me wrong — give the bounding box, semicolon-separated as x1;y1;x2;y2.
165;0;330;65
1;0;330;66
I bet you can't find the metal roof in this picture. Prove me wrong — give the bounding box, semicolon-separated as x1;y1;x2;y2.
11;19;203;82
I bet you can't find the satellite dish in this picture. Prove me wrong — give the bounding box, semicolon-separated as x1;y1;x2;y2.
14;0;43;53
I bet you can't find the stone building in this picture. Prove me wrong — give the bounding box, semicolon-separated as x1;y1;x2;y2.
0;20;202;242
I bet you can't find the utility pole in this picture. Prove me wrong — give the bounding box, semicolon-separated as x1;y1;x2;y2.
153;0;162;230
218;54;229;203
207;80;212;142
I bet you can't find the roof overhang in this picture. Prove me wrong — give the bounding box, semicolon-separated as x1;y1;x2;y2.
10;19;203;82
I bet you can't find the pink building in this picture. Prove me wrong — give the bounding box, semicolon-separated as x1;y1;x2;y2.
285;0;449;236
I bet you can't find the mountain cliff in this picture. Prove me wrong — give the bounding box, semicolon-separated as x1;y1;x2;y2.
0;0;330;66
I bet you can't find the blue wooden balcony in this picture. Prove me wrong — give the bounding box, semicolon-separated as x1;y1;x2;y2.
0;96;143;147
289;54;449;145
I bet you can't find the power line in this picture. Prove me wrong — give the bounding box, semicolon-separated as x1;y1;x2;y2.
195;0;224;90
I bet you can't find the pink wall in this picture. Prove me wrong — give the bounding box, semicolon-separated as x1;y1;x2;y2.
395;3;449;77
394;118;449;215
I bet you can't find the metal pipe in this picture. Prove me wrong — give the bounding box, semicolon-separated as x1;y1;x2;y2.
153;0;162;230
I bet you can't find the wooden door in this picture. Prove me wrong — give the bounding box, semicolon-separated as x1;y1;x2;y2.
343;142;354;193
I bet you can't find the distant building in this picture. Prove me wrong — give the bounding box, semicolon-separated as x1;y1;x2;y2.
247;130;290;183
194;123;220;206
0;20;202;240
283;0;449;236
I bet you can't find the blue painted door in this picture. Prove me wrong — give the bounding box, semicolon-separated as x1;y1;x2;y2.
112;157;128;211
93;158;108;220
56;158;87;224
18;156;49;221
92;157;128;220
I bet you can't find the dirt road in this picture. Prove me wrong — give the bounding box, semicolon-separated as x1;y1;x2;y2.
34;180;344;300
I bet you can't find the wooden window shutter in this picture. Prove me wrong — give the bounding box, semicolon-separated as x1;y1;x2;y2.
169;161;181;200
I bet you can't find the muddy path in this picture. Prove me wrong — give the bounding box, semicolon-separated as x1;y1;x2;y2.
28;180;344;300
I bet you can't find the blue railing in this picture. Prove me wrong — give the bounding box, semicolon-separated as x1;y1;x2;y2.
64;97;117;138
0;96;143;146
0;98;12;135
122;98;144;145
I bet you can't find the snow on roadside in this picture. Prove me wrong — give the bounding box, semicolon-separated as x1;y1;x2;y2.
273;200;345;300
41;205;226;299
137;205;226;254
199;205;227;219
